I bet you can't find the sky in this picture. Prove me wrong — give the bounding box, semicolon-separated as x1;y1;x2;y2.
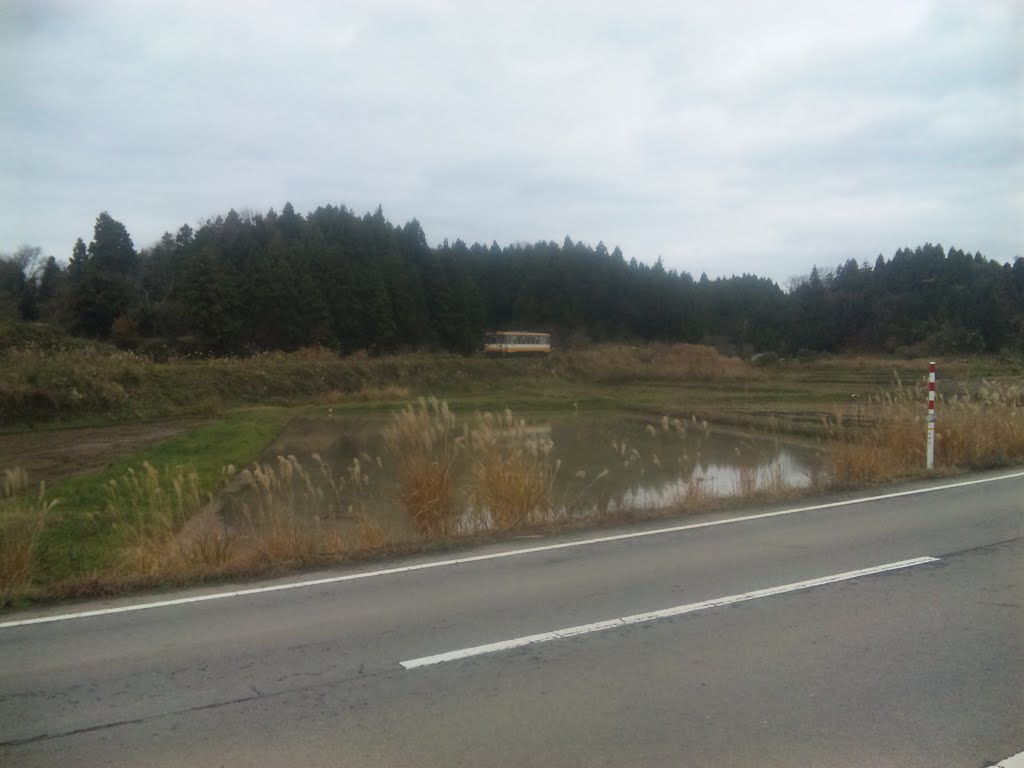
1;0;1021;285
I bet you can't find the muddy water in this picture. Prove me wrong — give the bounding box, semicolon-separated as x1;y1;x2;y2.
263;411;825;537
512;414;822;516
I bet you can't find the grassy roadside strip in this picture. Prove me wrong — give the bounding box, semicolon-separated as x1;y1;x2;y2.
1;408;290;605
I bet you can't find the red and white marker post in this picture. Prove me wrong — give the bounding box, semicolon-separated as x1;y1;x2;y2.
926;361;936;470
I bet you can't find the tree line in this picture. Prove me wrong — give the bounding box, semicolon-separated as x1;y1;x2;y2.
2;205;1022;356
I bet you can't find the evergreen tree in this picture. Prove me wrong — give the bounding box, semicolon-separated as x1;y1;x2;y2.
70;213;141;338
15;202;1019;356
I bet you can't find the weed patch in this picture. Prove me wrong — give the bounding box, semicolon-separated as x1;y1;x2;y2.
2;466;29;499
824;377;1024;484
106;462;229;577
0;486;58;607
0;409;288;600
382;397;460;536
466;410;560;530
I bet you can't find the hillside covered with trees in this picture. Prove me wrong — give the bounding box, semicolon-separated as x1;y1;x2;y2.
1;205;1021;356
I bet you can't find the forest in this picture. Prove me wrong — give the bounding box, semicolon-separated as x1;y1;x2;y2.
1;204;1022;357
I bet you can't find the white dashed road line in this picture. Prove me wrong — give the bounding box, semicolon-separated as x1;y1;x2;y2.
988;750;1024;768
400;556;940;669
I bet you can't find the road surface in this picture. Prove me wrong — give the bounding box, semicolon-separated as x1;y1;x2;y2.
2;470;1022;766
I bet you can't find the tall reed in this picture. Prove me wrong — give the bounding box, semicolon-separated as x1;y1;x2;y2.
466;410;560;530
103;451;367;580
825;376;1024;484
382;397;460;536
106;462;229;575
382;400;563;535
937;380;1024;467
2;466;30;499
0;484;58;607
228;452;356;563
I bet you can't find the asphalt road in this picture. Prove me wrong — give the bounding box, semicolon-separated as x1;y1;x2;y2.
2;470;1022;767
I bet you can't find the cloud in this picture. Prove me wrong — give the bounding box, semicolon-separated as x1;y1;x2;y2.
1;0;1020;282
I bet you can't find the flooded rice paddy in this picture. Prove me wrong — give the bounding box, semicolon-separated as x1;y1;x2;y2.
248;408;826;540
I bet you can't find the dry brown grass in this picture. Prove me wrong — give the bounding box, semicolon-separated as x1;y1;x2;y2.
100;451;371;583
732;464;759;498
934;381;1024;467
466;410;560;530
665;343;754;379
672;474;716;511
106;462;233;576
231;459;328;563
2;466;30;499
228;453;357;564
382;400;563;534
560;343;755;383
803;354;984;377
827;419;922;484
825;377;1024;485
382;397;460;536
354;513;392;551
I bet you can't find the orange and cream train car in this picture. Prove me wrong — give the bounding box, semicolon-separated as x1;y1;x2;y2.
483;331;551;357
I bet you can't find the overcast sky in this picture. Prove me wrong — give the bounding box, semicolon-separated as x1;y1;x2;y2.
2;0;1021;284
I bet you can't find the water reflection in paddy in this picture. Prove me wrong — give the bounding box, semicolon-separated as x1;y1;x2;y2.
265;410;825;535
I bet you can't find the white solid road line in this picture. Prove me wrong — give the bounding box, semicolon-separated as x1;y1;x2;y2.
989;750;1024;768
399;556;940;669
3;470;1020;630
